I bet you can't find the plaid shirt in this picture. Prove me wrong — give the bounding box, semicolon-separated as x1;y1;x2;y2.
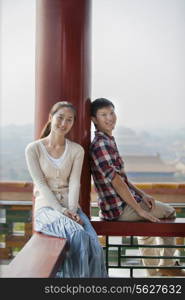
90;130;142;220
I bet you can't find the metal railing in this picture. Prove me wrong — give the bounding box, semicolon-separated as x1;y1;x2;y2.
104;235;185;277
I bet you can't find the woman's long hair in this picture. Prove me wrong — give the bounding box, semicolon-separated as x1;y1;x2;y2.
39;101;77;139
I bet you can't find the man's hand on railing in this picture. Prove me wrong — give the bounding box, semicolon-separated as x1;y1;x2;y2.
136;206;160;223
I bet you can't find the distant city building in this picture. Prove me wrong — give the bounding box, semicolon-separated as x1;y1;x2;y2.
123;153;178;182
175;161;185;174
1;124;185;182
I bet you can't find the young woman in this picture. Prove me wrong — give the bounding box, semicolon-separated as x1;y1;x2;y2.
25;101;107;278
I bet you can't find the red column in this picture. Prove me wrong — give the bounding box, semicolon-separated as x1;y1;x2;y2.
35;0;92;216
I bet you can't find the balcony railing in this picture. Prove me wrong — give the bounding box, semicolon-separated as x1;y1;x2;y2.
0;181;185;277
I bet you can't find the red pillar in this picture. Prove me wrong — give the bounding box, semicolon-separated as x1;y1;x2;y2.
35;0;92;216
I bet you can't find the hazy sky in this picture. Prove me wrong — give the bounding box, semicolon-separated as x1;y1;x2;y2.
1;0;185;130
1;0;35;126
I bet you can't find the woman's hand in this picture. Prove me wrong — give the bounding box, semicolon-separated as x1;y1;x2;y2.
63;209;83;225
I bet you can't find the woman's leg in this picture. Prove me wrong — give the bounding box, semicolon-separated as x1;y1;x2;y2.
77;209;108;277
35;207;92;277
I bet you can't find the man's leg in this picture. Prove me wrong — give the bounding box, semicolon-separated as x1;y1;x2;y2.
118;201;180;276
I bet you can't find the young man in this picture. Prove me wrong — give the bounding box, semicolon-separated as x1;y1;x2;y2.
90;98;185;277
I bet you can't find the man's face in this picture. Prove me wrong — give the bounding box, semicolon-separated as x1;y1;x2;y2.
92;105;117;135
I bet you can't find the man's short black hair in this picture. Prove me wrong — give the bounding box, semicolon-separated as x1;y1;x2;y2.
91;98;115;117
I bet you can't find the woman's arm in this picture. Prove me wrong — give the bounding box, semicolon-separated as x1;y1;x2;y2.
68;146;85;214
25;145;67;214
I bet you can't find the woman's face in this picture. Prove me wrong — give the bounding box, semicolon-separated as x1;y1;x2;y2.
50;107;75;136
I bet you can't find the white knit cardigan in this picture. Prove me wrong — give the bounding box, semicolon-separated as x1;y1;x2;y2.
25;139;84;215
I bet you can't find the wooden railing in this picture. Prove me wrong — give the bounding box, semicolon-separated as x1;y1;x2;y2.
1;181;185;262
0;182;33;260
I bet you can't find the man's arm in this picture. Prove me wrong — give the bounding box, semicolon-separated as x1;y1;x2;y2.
112;174;159;222
127;180;146;197
127;180;156;209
